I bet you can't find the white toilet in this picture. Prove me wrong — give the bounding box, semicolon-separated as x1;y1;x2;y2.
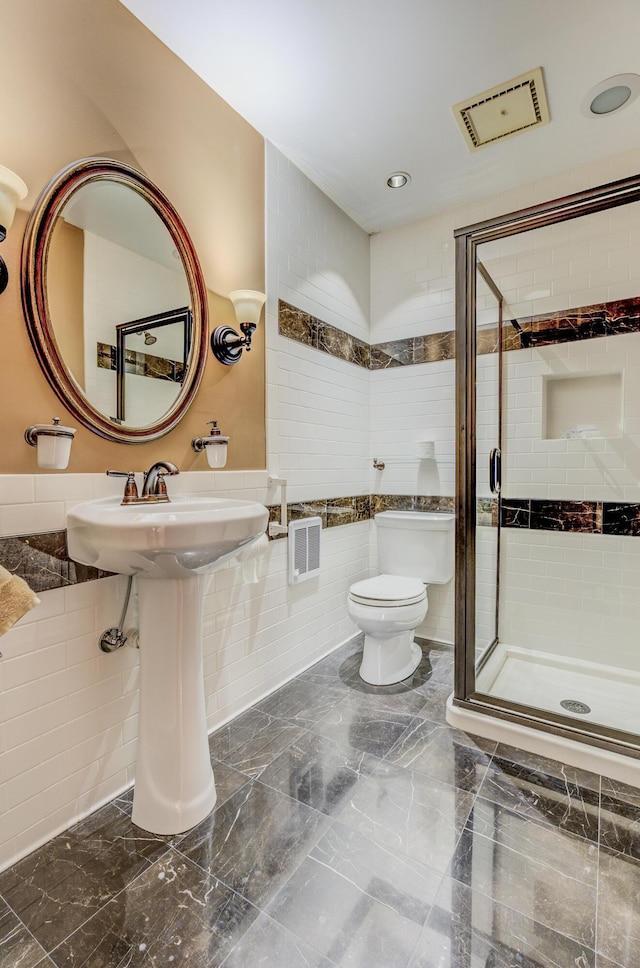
348;510;455;685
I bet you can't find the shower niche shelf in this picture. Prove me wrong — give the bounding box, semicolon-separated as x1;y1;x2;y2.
542;371;623;440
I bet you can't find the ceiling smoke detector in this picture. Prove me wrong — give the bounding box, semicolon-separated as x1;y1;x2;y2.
452;67;550;152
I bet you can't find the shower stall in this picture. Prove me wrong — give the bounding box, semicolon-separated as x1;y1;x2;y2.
450;173;640;776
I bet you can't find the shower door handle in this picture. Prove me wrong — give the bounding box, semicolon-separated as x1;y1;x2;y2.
489;447;501;495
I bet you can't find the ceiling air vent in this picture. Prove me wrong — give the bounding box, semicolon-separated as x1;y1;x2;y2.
452;67;550;152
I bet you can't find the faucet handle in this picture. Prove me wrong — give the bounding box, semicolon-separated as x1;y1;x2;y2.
106;470;139;503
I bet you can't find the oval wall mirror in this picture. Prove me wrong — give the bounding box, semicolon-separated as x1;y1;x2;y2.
21;157;209;443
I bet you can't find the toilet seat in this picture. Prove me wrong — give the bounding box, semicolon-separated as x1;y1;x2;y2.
349;574;426;607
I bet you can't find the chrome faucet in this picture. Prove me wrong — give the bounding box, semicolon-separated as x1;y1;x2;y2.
141;461;180;498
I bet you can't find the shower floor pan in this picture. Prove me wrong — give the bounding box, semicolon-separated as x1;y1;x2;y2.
476;643;640;736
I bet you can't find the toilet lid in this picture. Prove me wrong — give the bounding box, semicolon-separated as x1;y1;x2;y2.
349;574;426;607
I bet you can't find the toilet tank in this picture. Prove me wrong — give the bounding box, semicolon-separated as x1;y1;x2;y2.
375;510;454;583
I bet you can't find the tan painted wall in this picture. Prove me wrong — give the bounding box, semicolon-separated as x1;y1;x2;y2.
0;0;265;474
48;220;85;387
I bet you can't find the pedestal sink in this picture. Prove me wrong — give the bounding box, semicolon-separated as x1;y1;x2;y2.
67;494;269;834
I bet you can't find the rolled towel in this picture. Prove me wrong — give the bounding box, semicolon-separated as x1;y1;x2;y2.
0;565;40;635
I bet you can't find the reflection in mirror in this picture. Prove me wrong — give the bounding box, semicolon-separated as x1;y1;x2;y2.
22;158;208;443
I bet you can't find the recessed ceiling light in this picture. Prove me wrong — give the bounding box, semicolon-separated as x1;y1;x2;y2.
582;73;640;117
386;172;411;189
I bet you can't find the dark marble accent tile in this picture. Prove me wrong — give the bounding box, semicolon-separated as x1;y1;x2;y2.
326;496;357;528
49;849;258;968
597;849;640;967
0;532;111;592
258;731;381;816
476;497;497;528
255;677;345;727
314;693;417;759
334;761;475;874
501;498;531;529
310;820;442;928
452;811;597;948
96;341;115;371
0;804;167;953
0;896;49;968
476;325;501;356
288;501;328;529
409;876;596;968
317;322;353;363
278;299;320;347
412;494;456;513
606;296;640;332
413;330;455;364
266;854;422;967
207;707;306;778
530;499;602;534
492;743;601;795
600;777;640;861
355;493;371;522
478;752;600;843
222;912;335;968
143;352;181;382
351;335;371;369
370;338;414;369
370;494;415;514
602;503;640;537
177;779;330;909
386;721;495;794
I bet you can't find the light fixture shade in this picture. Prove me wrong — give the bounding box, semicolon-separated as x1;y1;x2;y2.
229;289;266;325
0;165;27;230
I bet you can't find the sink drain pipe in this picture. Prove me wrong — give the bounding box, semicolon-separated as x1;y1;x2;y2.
99;575;134;653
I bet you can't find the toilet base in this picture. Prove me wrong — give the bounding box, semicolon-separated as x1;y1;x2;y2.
359;632;422;686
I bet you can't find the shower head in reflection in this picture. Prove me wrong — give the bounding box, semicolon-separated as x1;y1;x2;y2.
141;331;157;346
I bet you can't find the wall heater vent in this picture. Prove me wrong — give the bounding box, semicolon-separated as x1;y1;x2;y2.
288;516;322;585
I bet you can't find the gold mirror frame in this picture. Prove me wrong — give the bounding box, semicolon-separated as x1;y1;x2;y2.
21;157;209;443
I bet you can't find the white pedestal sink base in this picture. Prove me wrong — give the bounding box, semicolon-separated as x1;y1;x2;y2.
131;575;217;834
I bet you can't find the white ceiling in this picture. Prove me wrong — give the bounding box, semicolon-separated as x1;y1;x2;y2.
118;0;640;233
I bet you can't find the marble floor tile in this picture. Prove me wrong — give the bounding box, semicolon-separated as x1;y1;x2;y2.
334;760;475;874
300;640;363;689
596;848;640;967
314;695;416;759
0;805;167;953
266;855;422;968
258;731;382;815
310;820;443;927
0;897;50;968
208;707;306;777
48;850;258;968
408;876;596;968
451;813;597;948
493;743;601;793
416;681;453;725
385;720;495;793
478;751;600;843
600;777;640;861
221;912;336;967
177;779;330;909
255;677;345;726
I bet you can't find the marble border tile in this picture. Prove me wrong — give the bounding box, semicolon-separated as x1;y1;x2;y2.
0;531;111;593
279;296;640;371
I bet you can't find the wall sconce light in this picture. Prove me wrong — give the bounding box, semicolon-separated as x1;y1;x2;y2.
211;290;266;365
0;164;28;295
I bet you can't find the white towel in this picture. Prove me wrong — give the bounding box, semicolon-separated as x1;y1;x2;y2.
0;565;40;635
